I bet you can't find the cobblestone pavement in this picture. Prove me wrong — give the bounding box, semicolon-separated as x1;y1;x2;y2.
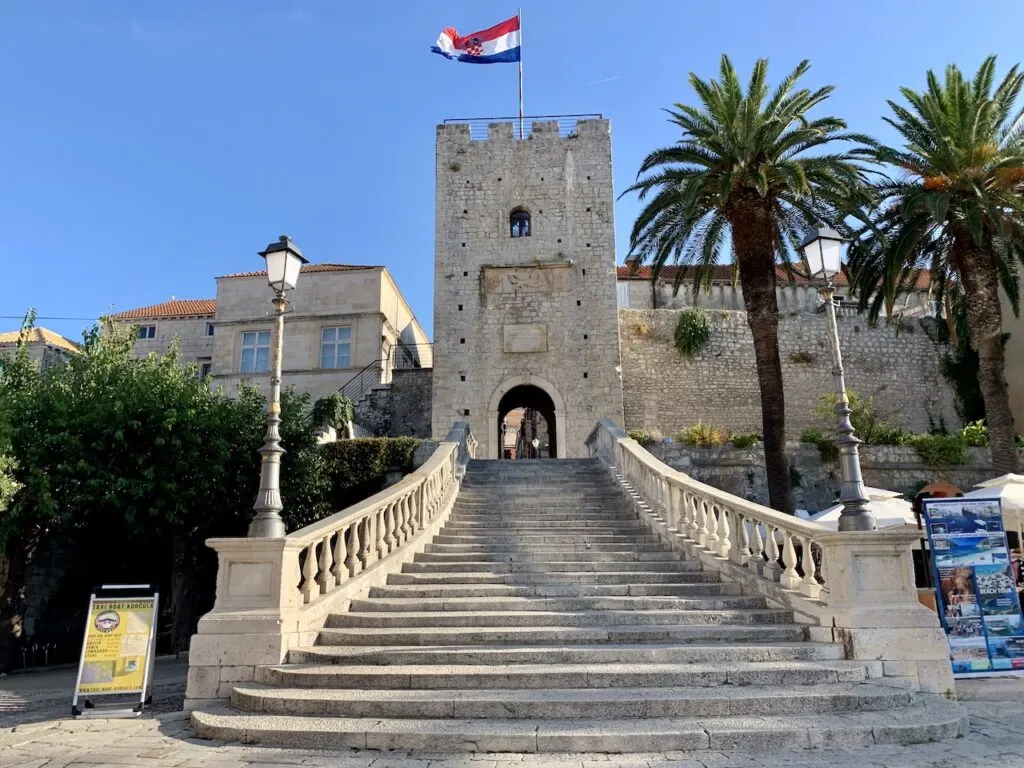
0;674;1020;767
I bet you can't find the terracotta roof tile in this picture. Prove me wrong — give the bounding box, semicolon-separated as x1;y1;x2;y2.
113;299;217;320
217;263;379;280
0;327;80;354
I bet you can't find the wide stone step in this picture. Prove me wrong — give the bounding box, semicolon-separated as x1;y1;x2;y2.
369;582;737;599
444;518;639;529
431;534;666;545
412;551;682;564
386;571;722;585
401;560;699;574
254;660;872;690
423;542;666;554
289;641;843;667
348;595;766;613
190;699;968;752
447;514;636;524
326;608;793;629
316;623;810;647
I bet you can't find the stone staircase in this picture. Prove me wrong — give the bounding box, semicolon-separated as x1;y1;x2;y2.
192;458;965;752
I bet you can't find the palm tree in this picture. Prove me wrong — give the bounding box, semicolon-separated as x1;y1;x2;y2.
849;56;1024;472
625;55;870;513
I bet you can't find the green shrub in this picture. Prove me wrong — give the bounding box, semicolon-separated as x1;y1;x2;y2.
872;425;912;446
800;427;839;463
320;437;422;509
908;434;969;468
627;428;663;445
729;432;761;449
959;420;989;447
674;308;711;357
312;392;355;430
677;422;730;447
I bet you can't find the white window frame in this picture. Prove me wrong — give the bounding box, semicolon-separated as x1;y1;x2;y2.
616;281;631;308
138;325;156;340
240;331;271;374
320;326;352;369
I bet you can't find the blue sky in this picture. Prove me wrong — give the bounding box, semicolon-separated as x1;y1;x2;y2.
4;1;1024;341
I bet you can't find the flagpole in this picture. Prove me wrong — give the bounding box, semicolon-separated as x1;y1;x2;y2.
518;8;524;140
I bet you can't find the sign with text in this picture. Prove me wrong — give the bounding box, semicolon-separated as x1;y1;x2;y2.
72;585;159;717
923;498;1024;674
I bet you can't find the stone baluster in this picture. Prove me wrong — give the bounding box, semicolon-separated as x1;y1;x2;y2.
332;527;347;585
345;522;361;576
686;493;700;542
780;530;801;589
375;508;386;560
384;503;397;553
317;533;335;594
697;500;710;548
729;510;749;564
799;535;821;599
763;524;781;581
300;542;317;604
749;518;764;571
715;506;731;558
400;496;412;543
706;503;720;553
357;518;371;568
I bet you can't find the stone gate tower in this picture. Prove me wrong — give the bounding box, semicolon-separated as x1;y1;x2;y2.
431;117;624;458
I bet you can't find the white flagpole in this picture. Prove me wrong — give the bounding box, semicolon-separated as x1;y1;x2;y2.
518;8;524;140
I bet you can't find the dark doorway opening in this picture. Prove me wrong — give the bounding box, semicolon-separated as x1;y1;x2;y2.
498;385;557;459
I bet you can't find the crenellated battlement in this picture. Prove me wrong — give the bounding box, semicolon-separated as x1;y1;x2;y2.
438;114;606;143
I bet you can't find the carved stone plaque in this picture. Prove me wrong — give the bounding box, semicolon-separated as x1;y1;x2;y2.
503;324;548;353
482;264;570;294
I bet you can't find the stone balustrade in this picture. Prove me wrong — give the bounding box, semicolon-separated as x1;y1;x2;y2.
586;418;956;697
184;421;476;710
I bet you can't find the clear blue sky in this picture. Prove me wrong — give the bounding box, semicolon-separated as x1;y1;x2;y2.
4;1;1024;342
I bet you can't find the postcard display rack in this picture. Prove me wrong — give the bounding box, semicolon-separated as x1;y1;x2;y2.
922;498;1024;674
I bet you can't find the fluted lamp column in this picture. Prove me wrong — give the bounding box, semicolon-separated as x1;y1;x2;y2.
800;225;876;533
248;235;309;538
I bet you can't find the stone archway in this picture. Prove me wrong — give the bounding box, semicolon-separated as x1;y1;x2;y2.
488;375;567;460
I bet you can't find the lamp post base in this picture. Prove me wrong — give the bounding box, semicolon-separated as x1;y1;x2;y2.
248;513;286;539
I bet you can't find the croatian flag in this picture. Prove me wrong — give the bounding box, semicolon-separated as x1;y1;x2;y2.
431;15;521;64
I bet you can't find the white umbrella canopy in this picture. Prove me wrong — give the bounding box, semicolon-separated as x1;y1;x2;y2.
963;475;1024;541
803;487;916;531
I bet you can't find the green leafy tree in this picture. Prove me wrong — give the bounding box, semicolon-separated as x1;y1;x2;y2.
624;55;870;512
849;56;1024;472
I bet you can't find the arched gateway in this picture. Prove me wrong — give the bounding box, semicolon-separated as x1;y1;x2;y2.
489;375;567;459
430;117;624;457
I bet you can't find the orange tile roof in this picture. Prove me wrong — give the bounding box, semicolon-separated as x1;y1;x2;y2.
217;263;379;280
0;327;80;354
112;299;217;320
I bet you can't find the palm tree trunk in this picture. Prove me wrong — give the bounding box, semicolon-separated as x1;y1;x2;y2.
956;247;1020;473
729;202;795;514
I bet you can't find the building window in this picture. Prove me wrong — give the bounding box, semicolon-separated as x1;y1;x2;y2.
199;362;212;380
138;325;156;339
616;282;631;308
510;209;531;238
320;327;352;369
240;331;271;373
206;322;215;336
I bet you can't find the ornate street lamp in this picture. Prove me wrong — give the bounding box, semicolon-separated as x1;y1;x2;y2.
800;225;876;533
248;235;308;538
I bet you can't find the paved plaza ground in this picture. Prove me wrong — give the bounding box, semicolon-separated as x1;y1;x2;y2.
0;658;1021;767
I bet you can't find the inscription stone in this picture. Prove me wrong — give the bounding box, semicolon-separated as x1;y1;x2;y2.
482;265;571;295
503;324;548;353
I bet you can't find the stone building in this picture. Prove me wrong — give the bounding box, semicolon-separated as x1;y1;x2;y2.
112;264;431;407
0;327;79;371
430;118;624;458
112;299;217;377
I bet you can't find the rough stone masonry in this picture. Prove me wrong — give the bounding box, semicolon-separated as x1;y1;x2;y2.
430;119;624;458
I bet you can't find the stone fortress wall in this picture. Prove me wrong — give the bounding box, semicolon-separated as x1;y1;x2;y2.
430;118;624;458
619;307;959;438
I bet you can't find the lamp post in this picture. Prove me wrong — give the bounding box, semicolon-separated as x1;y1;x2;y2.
248;235;309;538
800;225;876;532
531;437;540;459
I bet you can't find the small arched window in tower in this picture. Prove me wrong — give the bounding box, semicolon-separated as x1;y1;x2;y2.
510;208;531;238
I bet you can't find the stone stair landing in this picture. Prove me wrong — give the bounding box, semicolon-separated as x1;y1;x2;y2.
192;457;966;753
